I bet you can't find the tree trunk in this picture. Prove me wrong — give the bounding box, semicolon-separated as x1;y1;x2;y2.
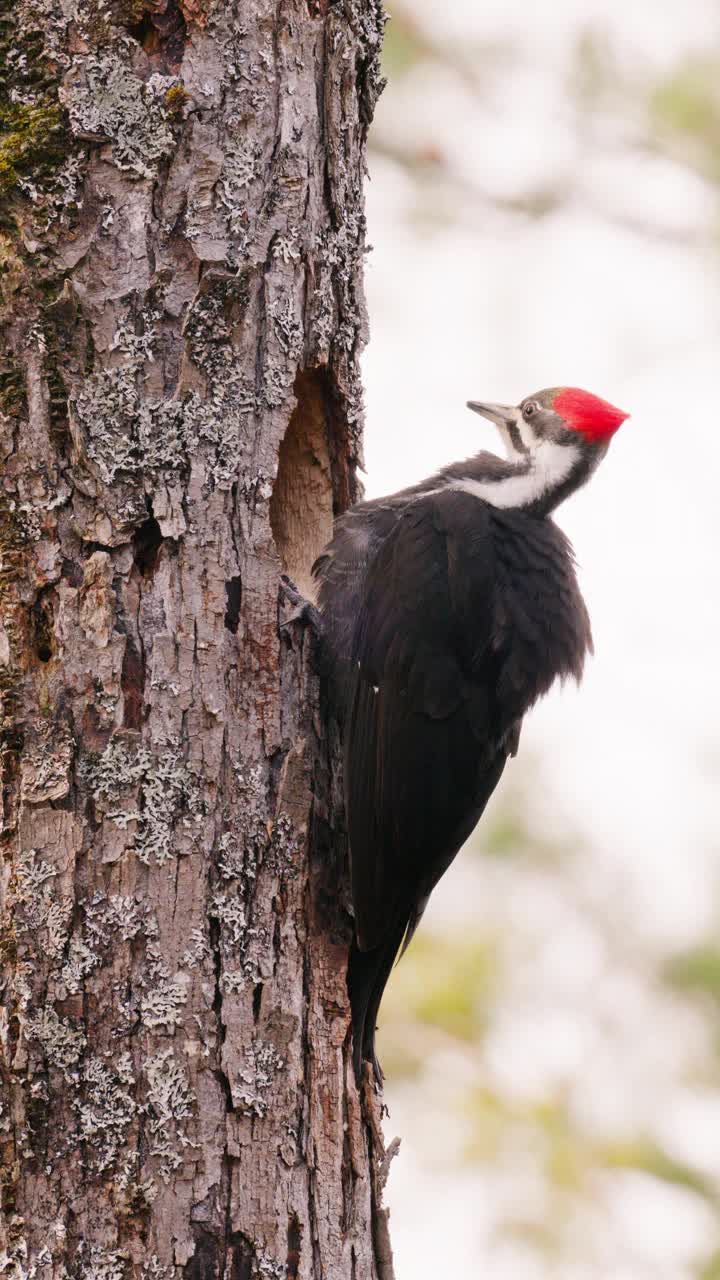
0;1;395;1276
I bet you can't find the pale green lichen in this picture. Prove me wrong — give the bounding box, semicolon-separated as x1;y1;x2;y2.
13;850;72;962
66;893;188;1035
140;1260;169;1280
80;739;202;867
84;891;145;944
233;762;271;862
61;56;179;180
20;726;73;803
59;935;98;995
42;899;73;960
15;0;71;70
235;1040;284;1119
110;302;161;365
17;150;84;225
0;350;27;421
269;296;302;361
310;219;368;429
54;892;147;1004
72;369;256;491
15;848;56;900
134;751;202;866
0;1236;34;1280
5;961;32;1019
75;1053;136;1174
262;361;293;409
140;957;188;1032
24;1007;85;1083
217;830;246;882
0;0;71;211
208;890;247;948
272;231;300;264
180;927;210;969
269;813;301;870
114;1152;158;1212
255;1257;285;1280
140;1258;168;1280
80;738;149;798
72;368;182;484
76;1245;128;1280
183;284;235;375
217;139;263;232
71;268;273;492
211;765;299;982
144;1048;194;1183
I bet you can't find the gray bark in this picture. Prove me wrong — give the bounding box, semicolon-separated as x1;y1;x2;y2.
0;1;395;1276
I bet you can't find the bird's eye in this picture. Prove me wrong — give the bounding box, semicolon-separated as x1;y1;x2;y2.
523;401;538;419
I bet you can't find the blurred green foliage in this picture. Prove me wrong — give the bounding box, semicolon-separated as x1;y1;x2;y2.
651;59;720;180
665;945;720;1002
474;808;529;858
382;12;427;78
699;1250;720;1280
468;769;574;863
600;1137;717;1202
408;933;497;1039
377;931;498;1077
463;1088;716;1199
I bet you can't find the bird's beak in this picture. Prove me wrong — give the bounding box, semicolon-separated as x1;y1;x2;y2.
466;400;520;428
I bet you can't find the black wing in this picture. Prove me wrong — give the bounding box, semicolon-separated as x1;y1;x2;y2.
312;503;401;713
346;489;510;1075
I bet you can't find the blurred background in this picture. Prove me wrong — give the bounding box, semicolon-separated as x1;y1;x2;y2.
360;1;720;1276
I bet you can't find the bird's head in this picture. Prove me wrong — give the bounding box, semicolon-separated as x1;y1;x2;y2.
461;386;630;513
467;387;629;462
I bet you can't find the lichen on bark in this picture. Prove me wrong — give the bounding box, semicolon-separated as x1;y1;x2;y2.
0;0;394;1276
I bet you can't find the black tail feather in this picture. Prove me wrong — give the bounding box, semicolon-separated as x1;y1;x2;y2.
347;916;409;1083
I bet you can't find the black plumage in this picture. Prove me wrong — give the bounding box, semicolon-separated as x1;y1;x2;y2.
314;386;626;1079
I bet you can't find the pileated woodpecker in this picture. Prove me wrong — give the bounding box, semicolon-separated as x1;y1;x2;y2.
313;386;629;1080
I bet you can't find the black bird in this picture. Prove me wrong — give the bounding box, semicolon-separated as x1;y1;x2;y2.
313;386;629;1080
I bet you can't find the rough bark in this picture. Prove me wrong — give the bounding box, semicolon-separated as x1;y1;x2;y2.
0;1;395;1276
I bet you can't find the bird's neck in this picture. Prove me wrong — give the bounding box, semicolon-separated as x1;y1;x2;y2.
439;441;594;515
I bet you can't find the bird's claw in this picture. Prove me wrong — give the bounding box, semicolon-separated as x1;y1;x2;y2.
279;575;322;634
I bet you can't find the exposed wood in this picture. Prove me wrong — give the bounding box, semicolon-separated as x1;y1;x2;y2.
270;371;334;602
0;0;395;1275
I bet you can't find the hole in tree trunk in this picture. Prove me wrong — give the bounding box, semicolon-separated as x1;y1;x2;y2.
286;1213;302;1279
183;1230;220;1279
125;0;186;64
224;575;242;634
252;982;263;1022
132;516;164;578
228;1232;255;1280
31;595;54;663
269;370;335;601
127;13;156;44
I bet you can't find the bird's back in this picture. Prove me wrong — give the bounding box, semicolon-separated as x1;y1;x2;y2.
317;487;593;1078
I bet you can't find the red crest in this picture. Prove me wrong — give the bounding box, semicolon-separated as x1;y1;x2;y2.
552;388;629;443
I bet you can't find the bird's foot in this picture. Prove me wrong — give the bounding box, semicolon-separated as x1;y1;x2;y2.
279;574;322;634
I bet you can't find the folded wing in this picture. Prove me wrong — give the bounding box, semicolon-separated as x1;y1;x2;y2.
346;489;510;1074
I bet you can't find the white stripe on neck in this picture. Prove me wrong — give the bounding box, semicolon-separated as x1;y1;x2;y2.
451;440;581;510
